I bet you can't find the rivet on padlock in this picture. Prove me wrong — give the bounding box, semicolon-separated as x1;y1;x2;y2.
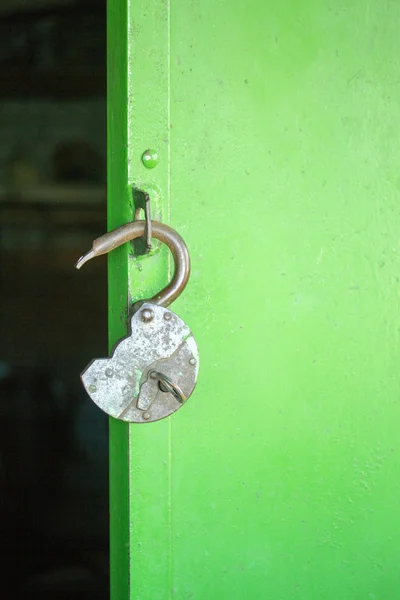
75;220;199;423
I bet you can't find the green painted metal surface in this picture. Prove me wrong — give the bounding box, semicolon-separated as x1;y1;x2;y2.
108;0;400;598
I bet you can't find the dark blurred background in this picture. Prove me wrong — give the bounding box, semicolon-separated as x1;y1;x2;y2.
0;1;108;598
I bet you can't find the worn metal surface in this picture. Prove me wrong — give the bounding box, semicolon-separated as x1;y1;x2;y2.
76;220;190;307
76;219;197;423
133;191;152;251
81;302;199;423
109;0;400;598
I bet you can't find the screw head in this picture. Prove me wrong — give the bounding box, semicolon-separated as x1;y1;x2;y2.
142;149;159;169
164;312;172;321
141;308;154;322
143;412;151;420
105;368;113;377
189;358;196;366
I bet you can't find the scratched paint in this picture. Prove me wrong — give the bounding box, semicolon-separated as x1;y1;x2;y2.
109;0;400;598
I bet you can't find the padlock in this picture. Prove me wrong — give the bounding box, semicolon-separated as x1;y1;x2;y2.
75;221;199;423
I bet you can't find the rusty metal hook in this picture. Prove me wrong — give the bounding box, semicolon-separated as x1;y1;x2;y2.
134;191;152;252
75;221;190;307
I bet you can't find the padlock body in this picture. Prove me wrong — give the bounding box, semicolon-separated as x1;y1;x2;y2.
81;303;199;422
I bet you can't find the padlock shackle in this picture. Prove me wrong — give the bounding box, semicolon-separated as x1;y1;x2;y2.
75;220;190;307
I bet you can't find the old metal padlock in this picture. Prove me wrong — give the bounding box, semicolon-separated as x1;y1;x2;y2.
75;220;199;423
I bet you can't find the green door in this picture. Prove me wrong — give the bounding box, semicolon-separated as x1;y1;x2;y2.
108;0;400;598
